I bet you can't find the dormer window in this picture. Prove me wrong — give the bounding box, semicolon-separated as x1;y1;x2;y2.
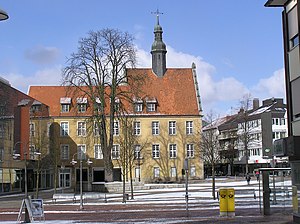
146;97;157;112
77;98;87;113
31;100;42;113
114;98;120;112
94;97;102;113
60;97;71;113
133;97;143;113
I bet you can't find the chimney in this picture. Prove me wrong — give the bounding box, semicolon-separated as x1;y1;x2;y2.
253;98;259;110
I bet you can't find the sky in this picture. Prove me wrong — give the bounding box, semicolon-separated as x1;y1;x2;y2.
0;1;285;116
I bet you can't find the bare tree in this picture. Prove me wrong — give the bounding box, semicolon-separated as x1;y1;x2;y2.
200;111;221;200
62;29;141;181
238;93;255;175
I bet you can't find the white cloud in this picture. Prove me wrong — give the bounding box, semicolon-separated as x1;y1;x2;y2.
251;68;285;100
24;45;60;65
1;66;62;94
136;46;249;115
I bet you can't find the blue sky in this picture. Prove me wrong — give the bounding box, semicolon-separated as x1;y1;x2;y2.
0;1;285;116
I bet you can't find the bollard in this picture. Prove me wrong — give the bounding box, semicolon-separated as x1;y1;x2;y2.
292;186;298;214
219;188;228;216
227;188;235;217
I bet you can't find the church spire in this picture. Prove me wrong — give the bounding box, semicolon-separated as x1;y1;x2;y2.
151;9;167;77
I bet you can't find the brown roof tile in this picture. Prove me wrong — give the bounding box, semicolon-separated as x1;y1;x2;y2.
28;68;200;117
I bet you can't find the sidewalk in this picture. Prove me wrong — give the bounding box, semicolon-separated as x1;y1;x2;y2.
0;177;294;223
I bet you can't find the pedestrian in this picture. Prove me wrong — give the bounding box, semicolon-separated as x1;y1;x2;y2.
255;171;259;181
246;173;251;185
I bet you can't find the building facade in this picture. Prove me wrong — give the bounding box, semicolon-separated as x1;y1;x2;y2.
203;98;288;176
0;77;51;193
28;17;204;191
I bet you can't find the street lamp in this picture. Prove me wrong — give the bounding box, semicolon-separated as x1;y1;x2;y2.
0;7;8;21
71;153;92;210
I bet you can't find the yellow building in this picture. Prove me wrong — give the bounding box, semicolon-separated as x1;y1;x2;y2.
28;17;203;191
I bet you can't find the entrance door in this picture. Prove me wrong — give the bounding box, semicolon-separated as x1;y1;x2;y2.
59;168;71;188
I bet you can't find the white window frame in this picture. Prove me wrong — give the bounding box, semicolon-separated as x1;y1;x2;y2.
171;167;177;178
169;144;177;158
134;145;141;159
111;144;120;159
113;121;119;136
60;144;69;160
94;144;103;159
134;121;141;135
186;121;193;135
30;122;35;137
60;121;69;136
152;121;159;135
154;167;160;178
152;144;160;159
147;103;156;112
94;122;100;136
77;144;86;160
135;103;143;112
186;144;194;158
61;104;70;113
77;121;86;136
169;121;176;135
78;104;87;113
190;166;196;177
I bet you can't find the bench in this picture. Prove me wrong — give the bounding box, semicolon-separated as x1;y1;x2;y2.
82;193;107;203
52;193;76;203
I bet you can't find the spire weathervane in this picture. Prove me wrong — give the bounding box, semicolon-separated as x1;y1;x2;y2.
151;9;163;25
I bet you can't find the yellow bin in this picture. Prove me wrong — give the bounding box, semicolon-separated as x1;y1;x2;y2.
227;188;235;217
219;188;228;216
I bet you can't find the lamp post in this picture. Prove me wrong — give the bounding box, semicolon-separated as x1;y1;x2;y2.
71;153;92;210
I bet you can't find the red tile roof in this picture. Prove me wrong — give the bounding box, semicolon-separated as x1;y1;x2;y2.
28;68;201;117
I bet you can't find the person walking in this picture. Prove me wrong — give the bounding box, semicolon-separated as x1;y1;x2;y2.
246;173;251;185
255;171;259;181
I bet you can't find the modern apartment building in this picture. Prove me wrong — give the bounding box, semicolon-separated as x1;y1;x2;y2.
28;17;204;191
203;98;288;176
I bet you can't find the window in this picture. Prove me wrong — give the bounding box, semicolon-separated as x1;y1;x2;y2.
77;144;86;160
186;144;194;158
77;98;87;113
60;145;69;160
94;98;102;113
134;145;141;159
147;103;156;112
152;121;159;135
190;166;196;177
171;167;177;178
135;103;143;112
112;144;120;159
77;121;86;136
78;104;86;113
186;121;193;135
154;167;160;178
94;122;101;136
61;104;70;113
152;144;160;158
169;144;177;158
60;122;69;136
133;121;141;135
30;123;35;137
113;121;119;136
94;144;103;159
169;121;176;135
29;145;36;160
47;122;52;137
60;97;71;112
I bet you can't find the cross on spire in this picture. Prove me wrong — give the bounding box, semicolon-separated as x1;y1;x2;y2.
151;9;163;25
